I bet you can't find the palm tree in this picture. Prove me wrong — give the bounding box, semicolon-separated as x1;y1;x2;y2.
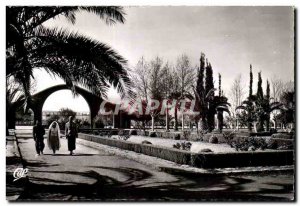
236;96;256;132
236;97;282;132
6;6;132;108
213;96;231;133
277;91;295;130
193;86;215;132
6;77;34;135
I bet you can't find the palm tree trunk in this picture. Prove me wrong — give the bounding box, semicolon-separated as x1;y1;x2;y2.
181;114;184;131
253;121;258;132
166;108;169;131
174;107;178;131
217;111;223;133
266;115;270;131
198;117;207;132
151;115;154;131
257;116;264;132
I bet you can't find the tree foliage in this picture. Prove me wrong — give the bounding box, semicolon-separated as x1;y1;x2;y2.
6;6;132;109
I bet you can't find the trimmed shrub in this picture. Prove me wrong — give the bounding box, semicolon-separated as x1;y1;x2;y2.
223;131;235;144
181;142;192;151
172;141;192;151
267;139;278;150
129;130;138;135
174;134;181;140
149;132;157;137
182;131;191;140
229;137;267;151
118;129;130;141
278;144;293;150
141;140;152;145
250;132;272;136
197;130;207;141
200;148;213;153
209;135;218;144
173;142;181;149
138;130;146;136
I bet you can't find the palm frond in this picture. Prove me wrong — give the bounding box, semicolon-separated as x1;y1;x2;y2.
217;107;230;115
79;6;126;25
205;88;216;99
31;26;132;98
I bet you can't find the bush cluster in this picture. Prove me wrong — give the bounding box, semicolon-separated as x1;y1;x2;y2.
118;129;130;141
182;131;191;140
209;135;218;144
173;141;192;151
149;132;157;137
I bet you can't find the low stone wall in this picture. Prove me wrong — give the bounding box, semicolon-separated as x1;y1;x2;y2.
78;133;294;169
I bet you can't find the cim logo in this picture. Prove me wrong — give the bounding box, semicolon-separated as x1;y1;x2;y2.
13;168;28;182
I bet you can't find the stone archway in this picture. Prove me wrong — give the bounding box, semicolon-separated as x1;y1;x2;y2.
9;85;103;128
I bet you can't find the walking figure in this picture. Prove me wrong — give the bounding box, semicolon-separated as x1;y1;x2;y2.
33;120;45;156
65;116;78;155
47;121;61;155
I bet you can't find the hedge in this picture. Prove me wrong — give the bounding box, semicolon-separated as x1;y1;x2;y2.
79;133;294;169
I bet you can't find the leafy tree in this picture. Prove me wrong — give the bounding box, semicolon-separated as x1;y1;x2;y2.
46;107;77;129
59;108;76;122
229;74;245;129
160;62;176;131
132;56;165;131
173;54;195;131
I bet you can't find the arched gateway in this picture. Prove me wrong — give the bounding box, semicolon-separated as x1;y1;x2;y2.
8;84;106;129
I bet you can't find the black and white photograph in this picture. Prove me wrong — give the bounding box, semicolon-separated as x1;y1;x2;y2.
5;3;296;202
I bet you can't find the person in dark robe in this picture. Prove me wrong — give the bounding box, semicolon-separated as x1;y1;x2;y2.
65;116;78;155
33;120;45;156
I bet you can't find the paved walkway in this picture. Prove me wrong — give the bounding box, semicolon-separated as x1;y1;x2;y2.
6;136;26;201
13;137;294;201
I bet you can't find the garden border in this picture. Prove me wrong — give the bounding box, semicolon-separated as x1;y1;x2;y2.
78;133;294;169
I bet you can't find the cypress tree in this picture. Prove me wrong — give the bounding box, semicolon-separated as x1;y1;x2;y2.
196;53;205;97
266;80;270;100
205;63;214;97
205;62;215;132
266;80;271;131
195;53;207;131
257;72;263;100
257;72;264;131
218;73;221;97
249;64;253;98
247;64;254;132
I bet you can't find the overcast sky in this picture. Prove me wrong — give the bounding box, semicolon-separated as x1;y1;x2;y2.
38;6;294;112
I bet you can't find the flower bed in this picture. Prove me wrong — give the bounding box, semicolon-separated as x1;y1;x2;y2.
78;133;294;169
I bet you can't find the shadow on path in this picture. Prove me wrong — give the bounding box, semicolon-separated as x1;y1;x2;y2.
17;166;294;201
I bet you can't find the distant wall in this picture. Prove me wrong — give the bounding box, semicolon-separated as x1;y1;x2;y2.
78;133;294;169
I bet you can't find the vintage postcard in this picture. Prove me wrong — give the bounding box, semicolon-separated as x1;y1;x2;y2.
6;5;295;201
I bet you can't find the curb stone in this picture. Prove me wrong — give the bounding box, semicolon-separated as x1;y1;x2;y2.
76;138;294;176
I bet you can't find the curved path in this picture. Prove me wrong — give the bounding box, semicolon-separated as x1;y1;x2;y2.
15;137;294;201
